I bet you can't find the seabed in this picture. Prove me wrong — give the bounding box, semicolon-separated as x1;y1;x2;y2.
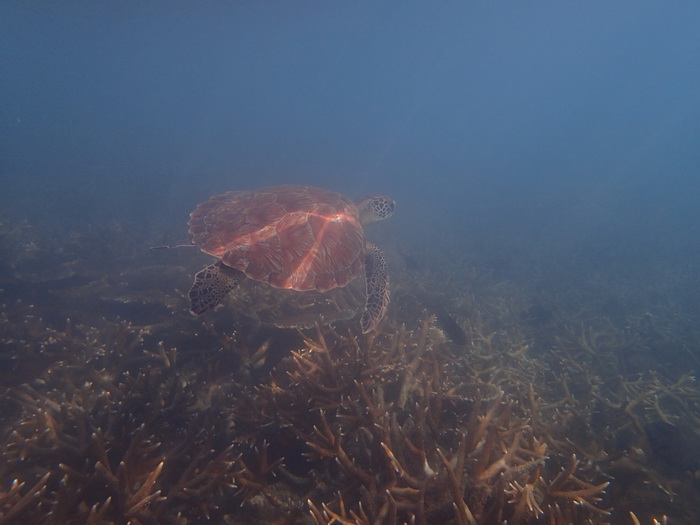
0;218;698;524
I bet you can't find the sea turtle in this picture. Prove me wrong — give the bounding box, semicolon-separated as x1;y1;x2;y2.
187;185;395;333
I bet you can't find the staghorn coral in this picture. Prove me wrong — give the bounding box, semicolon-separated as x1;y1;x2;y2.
2;217;700;524
0;306;240;524
226;317;612;525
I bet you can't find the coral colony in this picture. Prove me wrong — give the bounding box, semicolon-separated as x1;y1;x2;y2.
0;219;695;524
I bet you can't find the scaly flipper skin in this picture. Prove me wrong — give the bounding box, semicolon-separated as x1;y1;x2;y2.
189;261;238;315
361;242;390;333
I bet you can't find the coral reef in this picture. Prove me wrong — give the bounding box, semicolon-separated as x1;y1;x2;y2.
227;317;613;525
1;218;697;524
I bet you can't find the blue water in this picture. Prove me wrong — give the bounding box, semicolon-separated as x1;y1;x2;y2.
3;3;699;242
2;3;700;523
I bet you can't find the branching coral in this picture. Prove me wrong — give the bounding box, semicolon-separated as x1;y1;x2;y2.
0;309;240;524
3;218;700;524
225;316;612;525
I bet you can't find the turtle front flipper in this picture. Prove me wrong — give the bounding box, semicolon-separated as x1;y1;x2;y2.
189;261;238;315
361;242;390;333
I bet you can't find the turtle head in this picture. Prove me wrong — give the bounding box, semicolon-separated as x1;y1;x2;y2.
357;195;395;225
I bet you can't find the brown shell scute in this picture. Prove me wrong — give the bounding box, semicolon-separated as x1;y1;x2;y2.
188;185;365;292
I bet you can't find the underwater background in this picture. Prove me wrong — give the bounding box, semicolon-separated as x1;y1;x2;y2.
2;2;700;524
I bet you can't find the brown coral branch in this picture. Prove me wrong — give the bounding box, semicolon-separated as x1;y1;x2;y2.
0;472;50;525
437;448;477;525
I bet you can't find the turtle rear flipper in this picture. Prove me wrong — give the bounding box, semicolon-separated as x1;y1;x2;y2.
189;262;238;315
361;242;390;333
